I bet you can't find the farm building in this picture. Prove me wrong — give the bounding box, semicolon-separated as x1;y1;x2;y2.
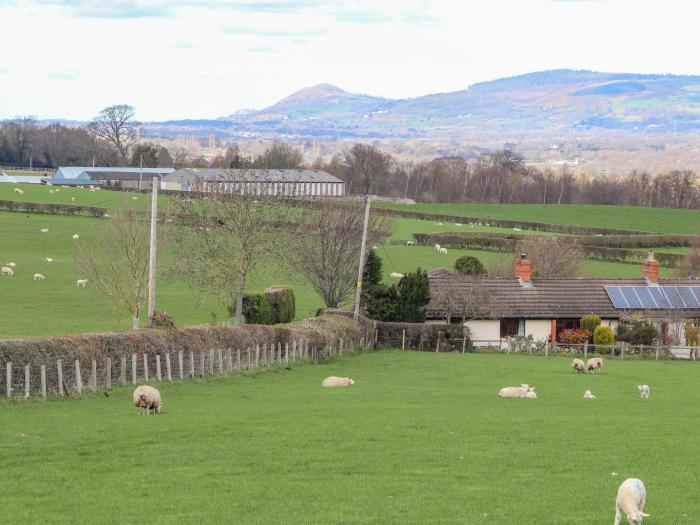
0;173;47;184
162;168;345;197
427;252;700;346
50;167;175;188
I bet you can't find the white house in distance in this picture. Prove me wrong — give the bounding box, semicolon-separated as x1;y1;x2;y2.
162;168;345;197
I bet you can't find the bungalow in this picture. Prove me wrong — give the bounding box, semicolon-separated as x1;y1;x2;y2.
426;252;700;346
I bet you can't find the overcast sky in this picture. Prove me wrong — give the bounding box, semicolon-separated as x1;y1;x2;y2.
1;0;699;121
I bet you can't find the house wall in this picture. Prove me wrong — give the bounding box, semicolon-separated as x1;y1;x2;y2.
465;320;500;345
525;320;551;341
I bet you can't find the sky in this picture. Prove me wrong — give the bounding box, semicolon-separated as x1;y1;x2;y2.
1;0;699;121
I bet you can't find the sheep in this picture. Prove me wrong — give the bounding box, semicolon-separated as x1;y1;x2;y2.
586;357;603;373
524;387;537;399
436;222;443;226
434;243;441;252
439;247;448;255
33;273;46;281
71;197;75;202
103;213;110;218
46;258;53;263
583;390;596;399
637;384;650;399
321;376;355;388
571;358;586;373
498;384;530;398
132;196;138;200
390;272;404;278
49;189;55;194
40;228;49;233
455;222;462;226
14;187;24;195
72;234;80;240
513;227;522;232
1;266;14;276
406;240;415;246
132;385;162;415
54;188;60;192
76;279;88;288
6;262;16;267
614;478;649;525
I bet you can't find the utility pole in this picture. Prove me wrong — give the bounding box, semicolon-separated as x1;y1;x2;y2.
147;176;159;323
353;196;372;321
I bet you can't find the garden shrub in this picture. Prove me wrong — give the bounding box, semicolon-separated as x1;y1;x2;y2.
685;323;700;346
616;321;658;346
559;328;591;344
592;326;615;345
236;286;296;325
580;315;601;336
454;256;487;276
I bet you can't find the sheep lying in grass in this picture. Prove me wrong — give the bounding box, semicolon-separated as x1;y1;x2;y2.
72;234;80;240
571;358;586;373
33;273;45;281
637;385;650;399
2;266;14;276
498;384;530;398
133;385;162;415
583;390;596;399
587;357;603;373
524;387;537;399
614;478;649;525
321;376;355;388
7;262;16;267
40;228;49;233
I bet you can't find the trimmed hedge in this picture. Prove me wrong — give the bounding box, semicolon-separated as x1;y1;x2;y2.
0;199;107;218
238;286;296;325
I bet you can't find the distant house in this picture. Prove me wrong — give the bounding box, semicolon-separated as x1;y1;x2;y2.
162;168;345;197
51;167;175;188
427;253;700;346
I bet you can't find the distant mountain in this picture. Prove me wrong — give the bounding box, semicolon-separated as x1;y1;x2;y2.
143;70;700;139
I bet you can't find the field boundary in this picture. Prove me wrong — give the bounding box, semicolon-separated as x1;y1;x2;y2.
0;199;107;218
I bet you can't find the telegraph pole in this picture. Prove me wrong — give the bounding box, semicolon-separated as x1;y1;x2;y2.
353;196;372;321
147;176;159;323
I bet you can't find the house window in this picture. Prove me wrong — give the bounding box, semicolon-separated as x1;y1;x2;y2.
556;319;580;342
500;319;525;338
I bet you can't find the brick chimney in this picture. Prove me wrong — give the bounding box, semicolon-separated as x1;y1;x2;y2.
515;253;532;285
642;251;660;284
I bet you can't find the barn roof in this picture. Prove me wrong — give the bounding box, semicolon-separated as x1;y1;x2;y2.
165;168;343;184
53;167;174;180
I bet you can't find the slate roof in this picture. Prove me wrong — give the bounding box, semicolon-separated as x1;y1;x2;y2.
164;168;343;184
53;167;174;180
426;268;700;320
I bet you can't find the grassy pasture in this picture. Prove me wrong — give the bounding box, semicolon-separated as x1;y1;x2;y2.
0;351;697;524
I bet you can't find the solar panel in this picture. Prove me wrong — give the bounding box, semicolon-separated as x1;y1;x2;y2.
604;286;629;308
605;285;700;310
664;286;685;308
633;287;657;309
648;286;670;309
621;287;643;309
676;286;700;308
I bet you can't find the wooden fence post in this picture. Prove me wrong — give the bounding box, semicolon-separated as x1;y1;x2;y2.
339;338;344;356
25;365;30;398
285;342;289;364
91;359;97;393
292;341;297;363
200;352;206;377
131;354;137;384
106;358;112;389
461;331;467;354
620;346;625;360
436;334;440;353
165;353;172;381
236;349;241;371
584;341;588;360
156;355;162;382
247;348;251;369
278;342;282;363
208;349;214;375
218;348;223;374
121;357;126;385
189;351;195;378
255;345;260;368
57;360;64;398
178;351;184;380
655;346;660;360
402;329;406;350
6;362;11;398
75;360;82;395
143;354;149;382
41;365;46;399
227;348;233;373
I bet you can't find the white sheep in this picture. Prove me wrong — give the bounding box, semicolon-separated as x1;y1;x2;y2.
498;384;530;398
76;279;88;288
321;376;355;388
583;390;596;399
614;478;649;525
46;258;53;263
436;222;443;226
14;187;24;194
40;228;49;233
49;189;55;194
71;197;75;202
1;266;14;276
455;223;462;226
571;358;586;373
513;227;522;231
54;188;60;192
390;272;405;278
7;262;16;267
434;243;441;252
406;240;415;246
72;234;80;240
524;387;537;399
132;385;162;414
439;247;448;255
33;273;46;281
587;357;603;373
637;384;649;399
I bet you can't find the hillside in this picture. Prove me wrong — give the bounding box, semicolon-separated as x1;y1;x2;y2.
144;69;700;139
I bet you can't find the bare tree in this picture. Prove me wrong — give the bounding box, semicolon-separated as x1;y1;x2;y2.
87;104;140;163
343;144;393;195
75;204;156;329
168;170;290;324
517;236;584;278
254;142;303;169
289;199;392;308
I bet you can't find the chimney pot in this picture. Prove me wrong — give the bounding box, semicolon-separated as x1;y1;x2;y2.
642;251;660;284
515;253;532;284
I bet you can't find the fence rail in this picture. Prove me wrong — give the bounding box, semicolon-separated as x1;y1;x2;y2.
1;336;372;401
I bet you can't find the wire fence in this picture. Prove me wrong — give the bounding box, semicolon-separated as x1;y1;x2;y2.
1;336;372;401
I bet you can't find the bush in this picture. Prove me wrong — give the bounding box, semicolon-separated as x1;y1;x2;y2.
454;256;486;276
592;326;615;345
580;315;601;337
395;268;431;322
616;321;658;346
266;286;295;324
559;328;591;344
685;323;700;346
235;286;296;325
149;311;175;328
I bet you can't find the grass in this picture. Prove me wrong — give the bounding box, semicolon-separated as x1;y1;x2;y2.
0;351;697;524
375;202;700;235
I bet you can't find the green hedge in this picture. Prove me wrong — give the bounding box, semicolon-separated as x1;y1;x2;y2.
239;286;296;325
0;199;107;217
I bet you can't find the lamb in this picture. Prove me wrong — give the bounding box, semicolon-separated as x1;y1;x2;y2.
439;247;448;255
72;234;80;240
434;243;441;252
40;228;49;233
2;266;14;276
76;279;88;288
6;262;16;267
571;358;586;373
321;376;355;388
586;357;603;373
390;272;405;278
33;273;45;281
614;478;649;525
14;187;24;194
638;384;650;399
583;390;596;399
498;384;530;398
406;240;415;246
132;385;162;414
46;258;53;263
524;387;538;399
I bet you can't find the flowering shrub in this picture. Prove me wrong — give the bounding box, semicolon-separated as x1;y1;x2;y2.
559;328;591;344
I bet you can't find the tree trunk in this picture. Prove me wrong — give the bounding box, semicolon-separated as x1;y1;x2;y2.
233;276;246;325
132;313;140;330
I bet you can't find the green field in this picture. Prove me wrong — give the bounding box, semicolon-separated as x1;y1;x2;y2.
1;351;697;524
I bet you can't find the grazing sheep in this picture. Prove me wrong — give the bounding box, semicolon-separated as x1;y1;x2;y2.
390;272;405;278
321;376;355;388
455;223;462;226
638;384;650;399
33;273;46;281
439;247;448;255
614;478;649;525
14;187;24;195
434;243;441;252
571;358;586;373
49;189;55;194
583;390;596;399
513;227;522;231
72;234;80;240
46;258;53;263
132;385;162;415
76;279;88;288
436;222;443;226
40;228;49;233
406;240;415;246
498;384;530;398
2;266;14;276
7;262;16;267
587;357;603;373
